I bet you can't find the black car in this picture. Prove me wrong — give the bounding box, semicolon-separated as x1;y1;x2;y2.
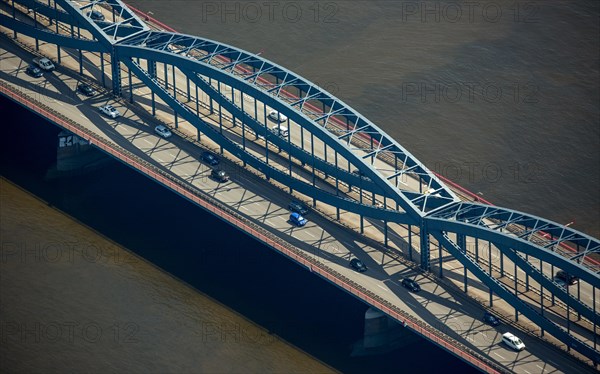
202;151;219;166
401;278;421;292
77;83;96;97
350;258;367;273
483;312;500;326
87;10;105;21
556;270;579;285
25;65;42;78
211;169;229;183
288;200;309;215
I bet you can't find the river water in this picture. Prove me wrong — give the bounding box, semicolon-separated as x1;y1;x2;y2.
1;0;598;373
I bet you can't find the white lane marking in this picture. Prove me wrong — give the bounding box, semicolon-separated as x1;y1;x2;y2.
305;231;316;238
377;284;388;291
404;301;416;308
523;370;531;374
493;352;505;360
240;206;250;211
155;157;165;163
535;365;544;371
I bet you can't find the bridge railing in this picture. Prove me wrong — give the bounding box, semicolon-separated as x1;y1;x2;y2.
0;79;508;374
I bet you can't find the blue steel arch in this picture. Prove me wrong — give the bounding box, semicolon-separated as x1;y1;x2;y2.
3;0;599;363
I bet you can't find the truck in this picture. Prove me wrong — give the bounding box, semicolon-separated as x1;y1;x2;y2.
33;57;55;71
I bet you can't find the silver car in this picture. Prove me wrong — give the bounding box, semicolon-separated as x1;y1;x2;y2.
99;104;120;118
154;125;172;138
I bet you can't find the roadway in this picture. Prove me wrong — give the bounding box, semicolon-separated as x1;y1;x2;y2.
0;6;597;373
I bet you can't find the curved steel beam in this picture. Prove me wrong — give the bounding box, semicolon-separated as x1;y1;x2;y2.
433;231;600;363
427;202;600;277
0;14;105;52
181;69;387;197
496;243;598;325
122;58;417;225
115;30;459;216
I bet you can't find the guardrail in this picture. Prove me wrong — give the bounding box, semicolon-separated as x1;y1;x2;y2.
0;78;508;374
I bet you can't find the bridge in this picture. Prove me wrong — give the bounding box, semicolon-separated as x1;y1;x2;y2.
1;1;599;373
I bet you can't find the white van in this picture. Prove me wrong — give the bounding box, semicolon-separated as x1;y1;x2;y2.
271;124;289;137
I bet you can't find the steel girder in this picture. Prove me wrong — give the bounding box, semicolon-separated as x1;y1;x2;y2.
494;243;599;325
115;30;459;216
427;202;600;277
0;13;104;51
121;58;415;225
433;232;600;364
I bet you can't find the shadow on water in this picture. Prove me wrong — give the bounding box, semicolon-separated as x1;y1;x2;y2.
0;96;478;373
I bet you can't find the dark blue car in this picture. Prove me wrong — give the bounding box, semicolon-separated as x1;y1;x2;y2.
25;65;42;78
483;312;500;326
201;151;219;166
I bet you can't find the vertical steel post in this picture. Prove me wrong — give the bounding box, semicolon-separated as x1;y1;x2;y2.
34;8;39;50
311;133;316;207
420;222;430;271
128;66;133;103
148;60;156;116
514;260;519;322
12;0;17;38
438;241;443;278
540;259;544;337
100;52;105;87
408;224;413;261
489;241;493;307
458;234;467;292
111;48;121;96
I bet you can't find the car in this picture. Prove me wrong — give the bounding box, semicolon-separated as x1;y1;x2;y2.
401;278;421;292
77;83;96;97
289;212;307;227
154;125;172;138
211;169;229;183
25;65;42;78
350;258;367;273
556;270;579;285
288;200;309;215
201;151;219;166
87;10;105;21
502;332;525;351
268;110;288;123
352;169;369;179
32;57;55;71
271;124;289;137
483;312;500;326
99;104;120;118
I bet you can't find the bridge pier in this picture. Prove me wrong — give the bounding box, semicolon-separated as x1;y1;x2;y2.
47;131;109;178
352;308;418;356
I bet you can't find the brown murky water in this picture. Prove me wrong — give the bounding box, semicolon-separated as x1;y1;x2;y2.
0;178;334;374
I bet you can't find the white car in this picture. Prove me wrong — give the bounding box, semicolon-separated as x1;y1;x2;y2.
154;125;172;138
99;104;120;118
268;110;288;123
502;332;525;351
